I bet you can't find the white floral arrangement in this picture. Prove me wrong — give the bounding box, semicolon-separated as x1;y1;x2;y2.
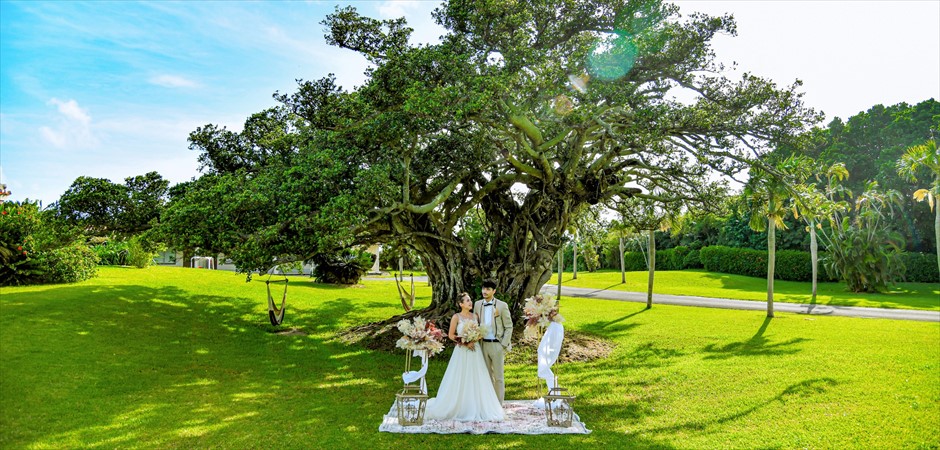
456;321;487;351
523;294;564;340
395;316;445;356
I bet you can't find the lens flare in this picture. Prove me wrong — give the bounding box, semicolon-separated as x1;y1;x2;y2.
568;74;590;93
588;34;637;81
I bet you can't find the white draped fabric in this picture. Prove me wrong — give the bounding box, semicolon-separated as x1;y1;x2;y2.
533;321;564;408
401;350;428;394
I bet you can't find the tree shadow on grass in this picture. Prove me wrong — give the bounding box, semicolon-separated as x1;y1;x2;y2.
701;317;810;360
1;283;405;449
580;306;647;336
642;378;839;436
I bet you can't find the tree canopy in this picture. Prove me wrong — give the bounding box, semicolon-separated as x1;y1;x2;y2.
162;0;819;321
56;171;169;237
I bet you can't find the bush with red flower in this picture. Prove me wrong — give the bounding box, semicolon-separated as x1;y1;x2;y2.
1;200;97;286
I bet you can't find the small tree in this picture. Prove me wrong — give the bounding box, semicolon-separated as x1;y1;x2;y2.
819;181;906;292
791;162;849;302
613;196;673;309
744;158;804;318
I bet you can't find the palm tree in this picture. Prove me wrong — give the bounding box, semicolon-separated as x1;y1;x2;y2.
614;197;671;309
609;219;630;284
792;163;849;303
744;160;799;318
897;138;940;276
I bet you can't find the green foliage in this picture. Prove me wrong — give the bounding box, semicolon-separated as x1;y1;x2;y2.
683;248;703;269
166;0;818;309
125;236;155;269
0;201;97;286
699;245;829;282
899;252;940;283
801;99;940;253
701;245;760;278
311;249;374;284
621;251;648;271
819;182;907;292
37;244;99;284
656;246;689;270
56;171;169;236
90;238;129;265
773;250;815;282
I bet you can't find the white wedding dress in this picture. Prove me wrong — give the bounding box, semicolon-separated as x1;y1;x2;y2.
424;317;505;421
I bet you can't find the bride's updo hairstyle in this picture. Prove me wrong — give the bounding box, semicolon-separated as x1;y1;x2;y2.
456;292;471;307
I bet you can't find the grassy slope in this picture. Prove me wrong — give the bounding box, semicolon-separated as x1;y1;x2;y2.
555;269;940;311
0;266;937;449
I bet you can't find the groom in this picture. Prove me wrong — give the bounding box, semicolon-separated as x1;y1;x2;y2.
474;278;513;404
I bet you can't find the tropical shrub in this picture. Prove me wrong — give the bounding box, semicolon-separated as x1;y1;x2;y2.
0;201;97;286
38;244;99;284
90;238;129;265
311;249;373;284
819;183;906;292
125;236;156;268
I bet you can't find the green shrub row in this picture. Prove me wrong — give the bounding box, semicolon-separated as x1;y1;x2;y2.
615;245;938;284
616;246;705;272
699;246;828;282
696;246;937;283
900;253;940;283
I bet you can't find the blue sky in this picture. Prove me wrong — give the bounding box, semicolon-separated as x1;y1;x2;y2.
1;1;938;206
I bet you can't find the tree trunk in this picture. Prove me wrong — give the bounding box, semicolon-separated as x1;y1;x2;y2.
572;231;578;280
935;193;939;278
499;240;558;316
767;217;775;318
619;236;625;284
556;247;562;299
810;218;818;303
647;229;655;309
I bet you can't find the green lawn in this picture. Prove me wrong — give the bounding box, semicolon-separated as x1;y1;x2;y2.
1;266;938;449
555;269;940;311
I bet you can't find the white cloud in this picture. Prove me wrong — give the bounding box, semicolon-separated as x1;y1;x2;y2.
49;98;90;124
149;74;199;88
377;1;421;19
376;1;446;46
38;98;98;149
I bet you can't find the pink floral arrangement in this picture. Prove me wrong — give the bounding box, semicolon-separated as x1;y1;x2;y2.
523;294;564;340
395;316;445;356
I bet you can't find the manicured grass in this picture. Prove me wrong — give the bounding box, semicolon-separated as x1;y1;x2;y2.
1;266;938;449
555;269;940;311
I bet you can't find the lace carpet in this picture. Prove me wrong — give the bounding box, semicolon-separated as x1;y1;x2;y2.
379;400;591;434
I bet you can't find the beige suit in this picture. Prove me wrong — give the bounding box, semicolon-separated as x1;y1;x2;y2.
474;298;513;403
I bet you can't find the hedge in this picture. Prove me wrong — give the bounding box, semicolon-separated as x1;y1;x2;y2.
595;244;936;284
900;252;940;283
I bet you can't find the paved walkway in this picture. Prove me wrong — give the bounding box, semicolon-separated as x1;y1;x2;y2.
362;276;939;322
540;284;940;322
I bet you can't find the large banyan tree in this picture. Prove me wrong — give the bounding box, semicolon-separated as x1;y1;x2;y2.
163;0;818;324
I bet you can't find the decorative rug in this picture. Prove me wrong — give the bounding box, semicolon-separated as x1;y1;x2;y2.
378;400;591;434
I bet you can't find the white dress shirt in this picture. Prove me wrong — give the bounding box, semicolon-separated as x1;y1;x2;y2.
482;301;497;340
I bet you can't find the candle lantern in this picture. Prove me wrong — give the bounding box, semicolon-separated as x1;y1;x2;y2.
544;386;576;427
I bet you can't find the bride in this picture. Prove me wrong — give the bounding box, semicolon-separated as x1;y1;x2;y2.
425;292;505;421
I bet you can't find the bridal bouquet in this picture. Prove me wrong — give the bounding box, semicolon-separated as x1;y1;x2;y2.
523;294;564;340
456;321;486;351
395;316;445;356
